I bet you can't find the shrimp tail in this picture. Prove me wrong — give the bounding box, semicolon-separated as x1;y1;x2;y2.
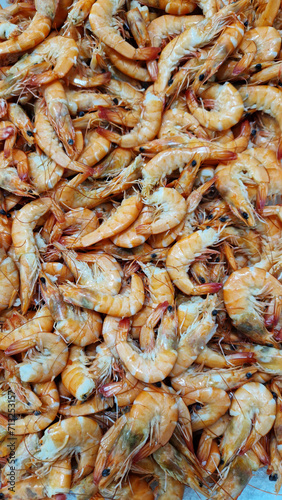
96;127;120;143
5;337;36;356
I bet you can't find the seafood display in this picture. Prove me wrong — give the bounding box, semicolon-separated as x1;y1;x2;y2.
0;0;282;499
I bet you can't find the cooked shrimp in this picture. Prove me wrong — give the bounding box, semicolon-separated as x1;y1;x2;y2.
73;195;143;247
0;304;53;350
148;14;204;48
215;453;260;500
238;85;282;158
166;227;222;295
0;249;19;312
5;332;69;383
0;11;51;56
34;100;92;174
35;416;102;483
0;152;36;197
153;0;248;94
89;0;159;60
111;205;154;248
59;391;112;416
65;0;96;27
187;83;244;131
51;207;99;246
220;382;276;465
28;150;64;193
1;432;40;485
76;130;111;168
137;188;187;235
43;80;76;157
215;153;269;227
61;345;97;400
59;273;145;317
170;295;218;376
100;370;145;407
141;146;235;195
11;197;58;313
8;102;34;145
66;89;115;115
96;388;178;487
116;306;177;383
40;273;102;346
223;267;282;344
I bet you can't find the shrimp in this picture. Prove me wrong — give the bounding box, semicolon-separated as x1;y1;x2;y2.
59;273;145;317
170;295;218;376
220;382;276;465
0;11;52;56
171;366;257;398
116;306;177;383
103;44;152;82
148;14;204;48
0;151;36;197
5;332;69;383
57;246;123;295
197;415;229;474
166;227;222;295
73;195;143;248
215;452;260;500
51;207;99;246
5;381;59;435
40;274;102;346
191;20;245;93
141;146;235;195
8;102;34;145
158;108;209;140
0;249;19;312
153;442;208;496
99;86;164;148
223;267;282;344
89;0;159;60
66;90;115;115
65;0;96;27
95;388;178;487
187;83;244;131
215;153;269;227
1;433;40;485
28;150;64;193
100;370;145;407
238;85;282;159
76;130;111;168
34;416;102;483
153;0;249;94
137;188;187;235
195;345;255;368
11;197;59;314
43;80;76;157
61;345;97;401
111;206;154;248
59;391;112;416
34;100;92;175
0;304;53;350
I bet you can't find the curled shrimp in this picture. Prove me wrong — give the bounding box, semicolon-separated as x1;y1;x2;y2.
116;306;177;383
220;382;276;465
187;83;244;131
98;86;163;148
72;195;143;247
166;227;222;295
148;14;204;48
40;273;102;346
35;416;102;483
59;272;145;317
95;387;178;487
223;266;282;344
0;248;19;312
89;0;159;61
5;332;69;383
11;197;61;313
28;150;64;193
215;153;269;227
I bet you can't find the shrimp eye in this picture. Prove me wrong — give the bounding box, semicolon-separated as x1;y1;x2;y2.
191;160;197;167
255;63;262;71
220;459;224;465
199;73;205;81
199;277;206;284
215;256;220;262
167;305;174;313
241;211;249;220
27;130;34;137
151;253;157;259
245;372;253;379
139;147;145;152
212;309;218;316
0;209;6;215
113;98;118;105
6;213;11;218
219;216;227;222
195;403;202;410
40;277;46;284
271;391;278;400
78;111;85;117
168;77;174;86
207;214;213;220
251;129;256;136
154;381;162;387
34;410;41;415
0;493;5;499
102;468;111;477
244;20;248;26
269;474;278;482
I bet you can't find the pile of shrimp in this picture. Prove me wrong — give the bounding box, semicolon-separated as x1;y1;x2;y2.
0;0;282;499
